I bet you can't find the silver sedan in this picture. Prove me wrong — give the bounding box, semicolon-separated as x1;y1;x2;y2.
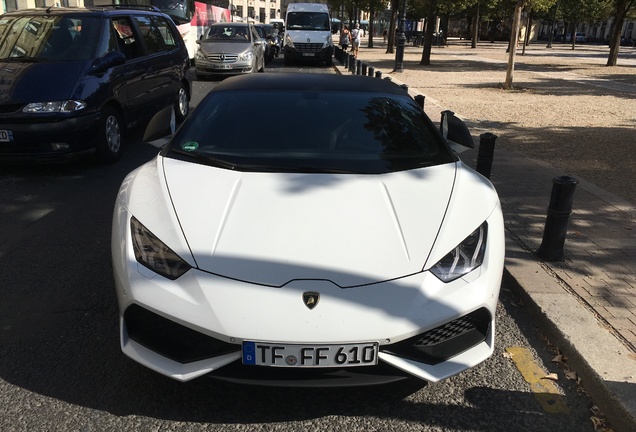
195;23;266;78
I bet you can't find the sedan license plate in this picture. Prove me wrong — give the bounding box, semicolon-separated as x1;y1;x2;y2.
213;64;233;70
242;341;378;367
0;130;13;142
302;53;315;57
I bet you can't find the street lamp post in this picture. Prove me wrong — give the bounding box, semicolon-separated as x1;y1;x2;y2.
393;0;407;72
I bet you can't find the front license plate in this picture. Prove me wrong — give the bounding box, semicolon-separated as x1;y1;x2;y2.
213;64;232;69
302;52;315;57
242;341;378;367
0;130;13;142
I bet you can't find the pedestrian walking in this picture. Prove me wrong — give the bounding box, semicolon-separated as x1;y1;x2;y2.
351;23;361;57
340;26;350;51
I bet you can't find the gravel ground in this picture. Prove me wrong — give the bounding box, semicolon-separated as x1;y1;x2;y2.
353;40;636;204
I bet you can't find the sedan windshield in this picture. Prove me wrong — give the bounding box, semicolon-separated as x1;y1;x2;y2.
166;90;455;174
0;15;101;61
204;26;251;42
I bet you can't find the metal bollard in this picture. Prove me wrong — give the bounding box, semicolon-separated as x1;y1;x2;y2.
362;63;367;76
344;53;349;69
349;56;355;73
356;60;362;75
537;176;579;261
375;71;382;79
414;95;425;110
476;133;498;179
368;66;374;77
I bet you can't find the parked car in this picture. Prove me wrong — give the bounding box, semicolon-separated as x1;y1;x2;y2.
194;23;265;78
0;6;192;163
112;73;505;386
575;32;586;43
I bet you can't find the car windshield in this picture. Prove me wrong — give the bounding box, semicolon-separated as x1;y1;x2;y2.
0;15;101;61
166;90;455;174
204;26;251;42
286;12;330;31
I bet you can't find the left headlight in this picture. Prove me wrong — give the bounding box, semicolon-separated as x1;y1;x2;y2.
130;216;191;280
430;222;488;283
23;100;86;113
240;51;254;61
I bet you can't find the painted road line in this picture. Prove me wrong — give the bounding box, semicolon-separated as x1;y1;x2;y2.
506;346;570;414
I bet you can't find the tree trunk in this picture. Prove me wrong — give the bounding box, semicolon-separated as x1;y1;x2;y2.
504;1;525;90
471;2;480;49
368;2;375;48
420;0;436;65
607;0;634;66
522;11;531;55
386;1;399;54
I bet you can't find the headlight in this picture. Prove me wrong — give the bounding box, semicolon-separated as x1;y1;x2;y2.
430;223;488;283
285;33;294;48
195;49;207;60
130;216;191;280
240;51;254;61
23;100;86;113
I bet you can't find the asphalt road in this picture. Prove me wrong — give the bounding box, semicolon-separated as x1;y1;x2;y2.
0;57;599;431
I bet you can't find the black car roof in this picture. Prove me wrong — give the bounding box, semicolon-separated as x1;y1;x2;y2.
213;73;411;95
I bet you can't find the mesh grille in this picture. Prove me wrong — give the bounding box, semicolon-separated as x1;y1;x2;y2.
415;314;482;346
294;43;323;52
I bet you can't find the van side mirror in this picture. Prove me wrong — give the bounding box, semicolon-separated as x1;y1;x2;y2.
90;50;126;75
440;110;474;151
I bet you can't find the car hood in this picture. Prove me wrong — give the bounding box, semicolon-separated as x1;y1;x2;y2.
198;41;252;54
0;60;85;104
162;158;457;287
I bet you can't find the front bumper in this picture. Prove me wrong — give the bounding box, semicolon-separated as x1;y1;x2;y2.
0;112;101;162
284;45;333;63
113;204;504;385
195;58;255;76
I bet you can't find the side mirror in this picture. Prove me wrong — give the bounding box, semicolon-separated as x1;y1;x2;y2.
440;110;474;151
143;106;176;143
90;50;126;75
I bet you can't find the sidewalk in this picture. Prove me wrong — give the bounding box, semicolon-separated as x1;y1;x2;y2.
333;42;635;432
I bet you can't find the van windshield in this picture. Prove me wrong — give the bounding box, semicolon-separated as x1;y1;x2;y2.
0;15;101;61
286;12;330;31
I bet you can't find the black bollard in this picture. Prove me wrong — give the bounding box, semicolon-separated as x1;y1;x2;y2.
375;71;382;79
400;84;408;91
349;55;355;73
414;95;425;110
476;133;498;179
368;66;374;77
356;60;362;75
344;53;350;68
537;176;579;261
362;63;367;76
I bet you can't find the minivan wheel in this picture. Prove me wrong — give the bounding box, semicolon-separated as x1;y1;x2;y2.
97;106;123;163
175;83;189;122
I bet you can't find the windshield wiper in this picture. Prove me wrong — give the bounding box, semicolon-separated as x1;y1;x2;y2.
171;149;237;170
3;56;41;62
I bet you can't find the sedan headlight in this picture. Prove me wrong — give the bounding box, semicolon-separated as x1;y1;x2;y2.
23;100;86;113
240;51;254;61
130;216;191;280
195;49;207;61
430;223;487;283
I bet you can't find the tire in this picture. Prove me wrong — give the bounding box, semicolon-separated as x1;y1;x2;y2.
174;82;189;123
96;106;123;163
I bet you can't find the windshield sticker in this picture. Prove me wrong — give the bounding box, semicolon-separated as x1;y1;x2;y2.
182;142;199;151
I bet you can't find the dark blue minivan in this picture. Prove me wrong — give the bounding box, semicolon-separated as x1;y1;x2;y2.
0;6;192;162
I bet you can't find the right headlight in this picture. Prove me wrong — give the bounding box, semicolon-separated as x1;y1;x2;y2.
430;222;488;283
284;33;294;48
130;216;191;280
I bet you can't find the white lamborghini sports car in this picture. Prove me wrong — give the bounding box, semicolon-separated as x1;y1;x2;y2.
112;73;505;386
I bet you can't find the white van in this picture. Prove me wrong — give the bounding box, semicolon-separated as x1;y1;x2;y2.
284;3;333;66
